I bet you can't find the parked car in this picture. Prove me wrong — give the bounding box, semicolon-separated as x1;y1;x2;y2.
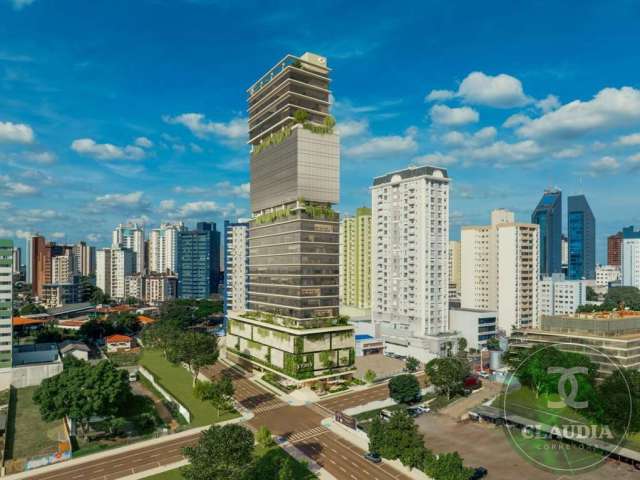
478;371;490;379
364;452;382;464
128;372;138;382
469;467;488;479
464;375;482;390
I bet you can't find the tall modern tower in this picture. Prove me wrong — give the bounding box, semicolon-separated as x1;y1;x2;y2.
0;239;13;369
112;223;145;273
567;195;596;280
223;220;249;325
532;189;562;277
177;222;221;299
226;53;355;384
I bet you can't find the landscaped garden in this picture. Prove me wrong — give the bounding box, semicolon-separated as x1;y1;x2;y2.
139;349;239;427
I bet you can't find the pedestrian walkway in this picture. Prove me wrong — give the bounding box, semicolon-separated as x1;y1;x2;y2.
286;426;329;443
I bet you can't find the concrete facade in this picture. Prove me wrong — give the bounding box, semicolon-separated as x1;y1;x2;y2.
449;308;497;351
340;207;371;310
539;273;587;317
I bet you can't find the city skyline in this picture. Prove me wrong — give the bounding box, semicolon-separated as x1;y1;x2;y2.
2;1;640;263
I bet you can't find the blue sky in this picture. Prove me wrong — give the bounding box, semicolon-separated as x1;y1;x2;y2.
1;0;640;262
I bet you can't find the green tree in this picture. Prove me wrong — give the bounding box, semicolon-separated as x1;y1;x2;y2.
603;286;640;310
425;357;469;400
168;332;219;384
256;425;275;448
278;456;296;480
368;416;385;455
79;319;113;341
485;337;500;351
364;369;377;384
388;374;420;404
183;424;254;480
319;351;334;369
424;451;473;480
405;356;419;373
141;318;182;356
379;410;426;465
33;358;131;438
195;376;235;416
592;368;640;434
586;286;598;301
293;109;309;124
108;312;141;335
20;302;46;315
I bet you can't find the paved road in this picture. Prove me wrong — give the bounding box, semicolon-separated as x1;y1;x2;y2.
29;362;409;480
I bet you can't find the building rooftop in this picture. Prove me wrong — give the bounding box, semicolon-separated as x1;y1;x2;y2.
106;334;133;343
373;165;448;186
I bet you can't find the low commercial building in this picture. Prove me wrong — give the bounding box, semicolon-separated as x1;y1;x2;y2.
449;308;498;351
41;282;84;309
105;334;135;352
355;334;384;356
511;311;640;376
596;264;621;288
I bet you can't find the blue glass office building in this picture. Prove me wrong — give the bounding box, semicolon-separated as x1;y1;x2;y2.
568;195;596;280
177;222;221;299
532;189;562;277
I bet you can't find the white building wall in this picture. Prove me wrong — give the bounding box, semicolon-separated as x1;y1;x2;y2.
622;239;640;289
110;248;134;300
113;224;145;273
596;265;621;288
226;224;248;312
96;248;111;296
539;274;587;317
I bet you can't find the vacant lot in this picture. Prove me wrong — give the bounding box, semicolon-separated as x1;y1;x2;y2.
139;349;239;427
5;386;64;460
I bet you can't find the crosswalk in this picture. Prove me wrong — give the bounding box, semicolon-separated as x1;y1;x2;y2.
287;425;329;443
252;401;288;415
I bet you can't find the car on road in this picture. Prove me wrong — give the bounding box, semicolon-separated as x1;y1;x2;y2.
407;406;429;417
364;452;382;464
469;467;488;479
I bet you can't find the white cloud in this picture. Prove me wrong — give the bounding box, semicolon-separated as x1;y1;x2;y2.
15;230;32;240
517;87;640;140
413;152;457;166
173;186;208;194
71;138;146;161
10;0;34;10
345;128;418;158
440;127;496;148
159;199;176;211
430;105;479;126
553;147;583;159
616;133;640;147
473;126;497;142
0;228;13;237
425;89;455;102
536;94;561;113
50;232;65;239
0;175;38;196
87;233;101;242
176;201;222;217
441;131;466;146
0;121;34;143
23;151;56;164
336;120;369;138
627;153;640;171
190;143;203;153
463;140;542;165
503;113;531;128
135;136;153;148
589;156;620;174
163;113;247;142
215;181;250;199
457;72;531;108
95;191;146;208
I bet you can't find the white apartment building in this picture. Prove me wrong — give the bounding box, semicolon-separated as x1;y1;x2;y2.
224;222;249;315
339;208;372;310
145;274;178;305
449;240;461;301
124;274;144;301
539;273;587;317
0;240;13;371
149;222;184;274
622;239;640;289
96;248;111;296
461;209;539;334
51;252;75;284
596;264;621;288
449;308;498;351
110;248;135;300
112;224;145;273
72;241;95;277
371;166;455;363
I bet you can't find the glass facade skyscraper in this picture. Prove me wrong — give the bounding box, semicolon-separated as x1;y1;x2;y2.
567;195;596;280
532;189;562;277
177;222;221;299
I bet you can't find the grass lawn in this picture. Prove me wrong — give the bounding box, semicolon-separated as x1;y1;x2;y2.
143;445;316;480
139;349;239;427
5;386;64;460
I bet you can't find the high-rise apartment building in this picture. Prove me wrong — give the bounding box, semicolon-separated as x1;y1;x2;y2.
112;223;145;273
608;231;623;266
226;52;355;384
145;274;178;305
622;236;640;290
539;273;587;317
449;240;462;301
532;189;562;277
110;248;135;300
0;239;13;369
96;248;111;297
72;241;96;277
29;234;46;296
51;250;75;284
340;207;371;310
12;247;21;276
371;166;454;362
223;221;249;323
177;222;220;299
149;222;185;274
461;209;539;334
567;195;596;280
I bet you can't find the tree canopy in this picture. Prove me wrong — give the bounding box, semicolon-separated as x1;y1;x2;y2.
388;374;420;404
425;357;469;400
167;331;219;384
33;358;131;437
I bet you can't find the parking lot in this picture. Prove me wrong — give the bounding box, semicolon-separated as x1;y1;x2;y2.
414;413;639;479
354;353;405;379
